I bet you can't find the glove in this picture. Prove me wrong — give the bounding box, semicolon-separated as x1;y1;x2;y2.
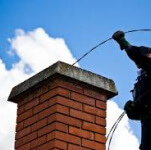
112;31;125;42
112;30;130;50
124;100;141;120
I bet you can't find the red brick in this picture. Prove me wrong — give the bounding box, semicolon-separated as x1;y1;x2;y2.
22;131;37;145
70;108;95;123
96;116;106;126
34;85;48;98
82;122;106;135
55;122;68;133
47;131;81;145
14;68;110;150
16;122;24;132
39;106;54;119
31;135;46;148
37;139;67;150
16;126;31;140
95;133;106;143
96;100;106;110
24;98;39;111
84;88;107;101
53;139;67;149
17;143;30;150
14;74;108;150
38;122;68;137
71;92;95;106
68;144;91;150
37;141;51;150
24;114;39;127
17;109;33;123
48;113;82;128
83;104;106;118
40;87;70;102
82;139;105;150
61;80;83;93
47;113;56;123
31;118;47;132
56;104;69;114
47;80;58;89
50;80;83;94
69;126;94;140
55;87;71;97
18;94;34;107
15;131;37;148
17;105;24;115
39;104;69;119
49;96;82;110
33;101;49;114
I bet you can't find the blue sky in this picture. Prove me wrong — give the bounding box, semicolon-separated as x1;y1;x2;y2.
0;0;151;149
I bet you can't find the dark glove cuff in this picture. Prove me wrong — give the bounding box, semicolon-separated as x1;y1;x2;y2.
117;38;130;50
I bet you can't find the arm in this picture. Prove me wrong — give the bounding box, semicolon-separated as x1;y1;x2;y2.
112;31;151;74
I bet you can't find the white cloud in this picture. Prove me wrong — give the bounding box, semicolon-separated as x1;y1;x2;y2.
0;28;78;150
0;60;30;150
0;28;139;150
9;28;78;72
107;100;139;150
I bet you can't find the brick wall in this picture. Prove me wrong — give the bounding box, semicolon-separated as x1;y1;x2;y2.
8;62;117;150
15;78;107;150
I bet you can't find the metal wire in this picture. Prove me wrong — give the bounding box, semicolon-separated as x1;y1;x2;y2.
125;29;151;34
107;112;125;150
106;112;125;141
72;37;112;66
72;29;151;66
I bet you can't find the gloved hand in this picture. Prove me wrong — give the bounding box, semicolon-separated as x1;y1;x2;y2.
112;30;130;50
124;100;141;120
112;30;125;42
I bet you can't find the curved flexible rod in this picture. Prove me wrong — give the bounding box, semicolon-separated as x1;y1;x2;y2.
106;111;125;141
107;112;125;150
72;29;151;66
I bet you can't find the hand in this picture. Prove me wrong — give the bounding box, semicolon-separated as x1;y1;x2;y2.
124;100;141;120
112;30;125;42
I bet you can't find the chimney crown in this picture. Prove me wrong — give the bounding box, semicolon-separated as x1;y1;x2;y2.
8;61;117;103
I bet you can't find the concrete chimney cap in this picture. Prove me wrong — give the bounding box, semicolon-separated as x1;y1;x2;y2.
8;61;118;102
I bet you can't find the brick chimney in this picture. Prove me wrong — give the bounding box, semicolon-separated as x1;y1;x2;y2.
8;61;117;150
